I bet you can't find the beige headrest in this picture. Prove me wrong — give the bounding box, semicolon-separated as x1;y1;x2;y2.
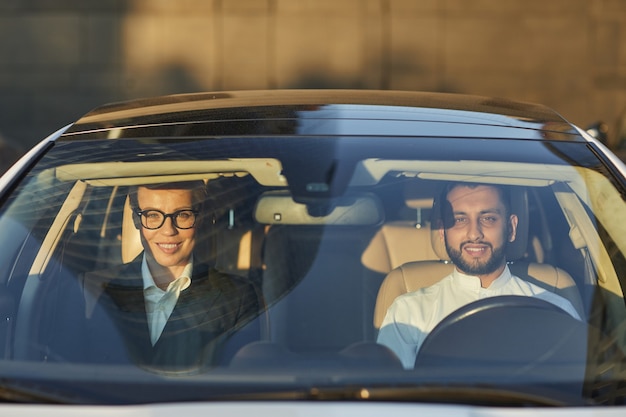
403;181;435;210
404;197;433;210
121;197;143;263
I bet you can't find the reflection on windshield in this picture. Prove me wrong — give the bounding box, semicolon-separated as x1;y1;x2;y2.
0;138;624;406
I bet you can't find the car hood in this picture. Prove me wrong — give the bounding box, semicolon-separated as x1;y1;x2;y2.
0;401;620;417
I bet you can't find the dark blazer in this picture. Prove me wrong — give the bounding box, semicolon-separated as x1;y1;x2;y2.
76;256;262;372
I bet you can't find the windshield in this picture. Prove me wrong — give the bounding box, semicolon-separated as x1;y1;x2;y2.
0;135;625;406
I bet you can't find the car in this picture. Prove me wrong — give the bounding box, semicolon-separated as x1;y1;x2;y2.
0;89;625;415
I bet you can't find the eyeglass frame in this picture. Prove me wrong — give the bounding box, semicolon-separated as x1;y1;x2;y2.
133;208;199;230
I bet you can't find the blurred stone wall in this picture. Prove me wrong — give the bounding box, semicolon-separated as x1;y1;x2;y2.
1;0;626;155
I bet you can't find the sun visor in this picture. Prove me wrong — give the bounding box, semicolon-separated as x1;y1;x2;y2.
254;191;384;226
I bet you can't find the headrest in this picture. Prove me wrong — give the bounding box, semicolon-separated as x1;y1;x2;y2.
430;185;529;262
403;181;435;210
121;196;143;263
254;190;384;226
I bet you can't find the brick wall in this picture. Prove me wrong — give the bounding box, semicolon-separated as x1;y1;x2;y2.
1;0;626;154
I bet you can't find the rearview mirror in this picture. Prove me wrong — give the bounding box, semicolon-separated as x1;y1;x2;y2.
254;191;384;226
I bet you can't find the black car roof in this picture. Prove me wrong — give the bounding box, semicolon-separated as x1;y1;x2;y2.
60;90;582;141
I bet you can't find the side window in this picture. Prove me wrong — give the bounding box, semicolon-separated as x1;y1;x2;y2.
527;187;585;282
58;186;128;275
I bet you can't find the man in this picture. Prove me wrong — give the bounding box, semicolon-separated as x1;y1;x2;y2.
80;181;262;371
377;182;580;369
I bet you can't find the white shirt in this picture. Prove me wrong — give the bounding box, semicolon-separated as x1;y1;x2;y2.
141;256;192;345
377;266;580;369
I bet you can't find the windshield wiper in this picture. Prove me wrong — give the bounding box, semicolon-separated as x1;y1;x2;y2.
0;380;80;404
223;384;591;407
353;385;590;407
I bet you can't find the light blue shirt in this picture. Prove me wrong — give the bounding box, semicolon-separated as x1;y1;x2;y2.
141;256;193;345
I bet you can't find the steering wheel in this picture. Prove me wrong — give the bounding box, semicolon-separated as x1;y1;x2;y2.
413;295;588;384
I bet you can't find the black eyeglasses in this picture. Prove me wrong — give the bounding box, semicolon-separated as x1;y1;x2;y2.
134;208;198;230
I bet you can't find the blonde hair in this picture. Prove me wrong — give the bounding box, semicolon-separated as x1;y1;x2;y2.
128;181;207;211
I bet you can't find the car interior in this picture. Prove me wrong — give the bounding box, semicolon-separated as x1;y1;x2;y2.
1;155;625;399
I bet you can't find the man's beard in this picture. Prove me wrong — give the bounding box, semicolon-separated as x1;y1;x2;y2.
445;238;507;276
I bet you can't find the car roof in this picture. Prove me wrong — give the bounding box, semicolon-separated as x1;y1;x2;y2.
60;89;583;142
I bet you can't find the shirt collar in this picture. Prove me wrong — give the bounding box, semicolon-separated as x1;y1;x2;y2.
141;254;193;293
452;265;512;290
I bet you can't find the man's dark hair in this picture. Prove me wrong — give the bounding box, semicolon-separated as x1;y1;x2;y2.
437;182;512;229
